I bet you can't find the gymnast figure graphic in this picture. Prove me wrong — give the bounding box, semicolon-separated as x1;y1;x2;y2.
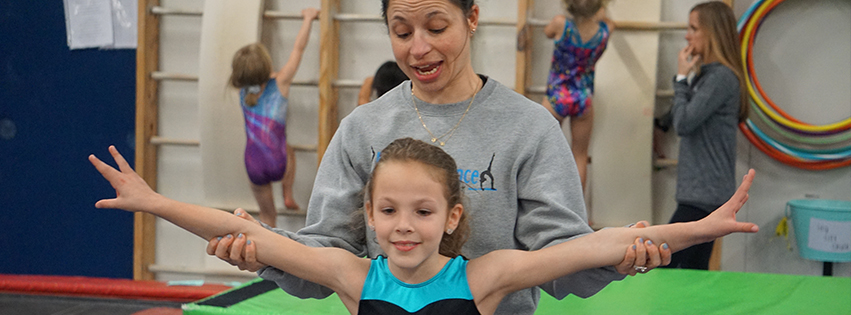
479;153;495;191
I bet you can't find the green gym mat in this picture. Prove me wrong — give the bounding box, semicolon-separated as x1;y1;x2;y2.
183;269;850;315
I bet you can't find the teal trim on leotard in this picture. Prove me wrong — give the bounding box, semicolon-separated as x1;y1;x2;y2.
359;256;478;314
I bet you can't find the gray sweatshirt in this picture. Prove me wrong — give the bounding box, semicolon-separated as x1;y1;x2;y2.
258;77;624;314
665;62;740;210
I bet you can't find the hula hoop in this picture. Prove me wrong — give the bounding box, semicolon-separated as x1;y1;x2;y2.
736;0;851;170
740;0;851;133
750;99;851;146
739;123;851;170
747;120;851;160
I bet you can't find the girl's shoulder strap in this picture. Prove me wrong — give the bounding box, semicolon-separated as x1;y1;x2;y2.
563;18;576;35
598;20;610;34
555;18;575;44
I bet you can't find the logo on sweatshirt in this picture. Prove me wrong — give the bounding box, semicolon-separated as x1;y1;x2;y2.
458;153;497;191
375;146;497;192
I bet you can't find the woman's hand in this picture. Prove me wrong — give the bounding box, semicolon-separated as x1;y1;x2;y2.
207;209;267;272
89;146;161;212
677;45;700;76
615;221;673;276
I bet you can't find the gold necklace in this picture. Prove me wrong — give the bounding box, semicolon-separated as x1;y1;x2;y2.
412;81;479;146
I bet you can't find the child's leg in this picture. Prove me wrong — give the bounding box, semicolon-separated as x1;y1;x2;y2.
250;183;277;227
569;106;594;191
282;145;299;210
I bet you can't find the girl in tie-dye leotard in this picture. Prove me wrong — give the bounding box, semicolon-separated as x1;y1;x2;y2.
541;0;613;192
228;8;319;227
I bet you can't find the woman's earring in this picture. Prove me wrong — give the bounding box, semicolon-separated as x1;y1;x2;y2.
368;225;375;231
470;29;476;35
446;228;454;235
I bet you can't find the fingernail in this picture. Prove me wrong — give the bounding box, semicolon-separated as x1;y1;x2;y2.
638;238;644;243
662;243;669;250
235;210;242;215
646;240;653;245
246;240;252;245
217;236;222;241
226;234;233;239
238;233;244;238
632;245;636;250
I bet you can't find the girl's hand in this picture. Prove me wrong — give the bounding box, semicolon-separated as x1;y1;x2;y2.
302;8;320;21
89;146;161;212
677;45;699;76
699;169;759;242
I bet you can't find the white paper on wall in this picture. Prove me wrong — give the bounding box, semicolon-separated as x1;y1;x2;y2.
63;0;137;49
64;0;114;49
109;0;138;49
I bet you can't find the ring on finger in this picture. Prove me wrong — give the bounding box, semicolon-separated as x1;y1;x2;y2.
634;266;648;273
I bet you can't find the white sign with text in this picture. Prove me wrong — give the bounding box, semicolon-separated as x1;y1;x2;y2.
808;218;851;253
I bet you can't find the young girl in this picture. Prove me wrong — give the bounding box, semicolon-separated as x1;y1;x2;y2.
656;2;748;270
228;8;320;226
90;138;758;315
542;0;614;190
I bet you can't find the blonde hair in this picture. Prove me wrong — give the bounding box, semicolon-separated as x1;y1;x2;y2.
228;43;273;106
364;138;470;258
692;2;749;122
563;0;610;20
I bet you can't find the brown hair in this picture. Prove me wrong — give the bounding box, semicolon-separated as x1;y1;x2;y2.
562;0;610;20
380;0;477;26
228;43;273;107
365;138;469;258
692;2;749;122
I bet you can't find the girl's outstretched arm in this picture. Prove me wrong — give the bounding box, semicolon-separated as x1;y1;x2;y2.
275;8;320;98
470;170;758;312
89;146;368;305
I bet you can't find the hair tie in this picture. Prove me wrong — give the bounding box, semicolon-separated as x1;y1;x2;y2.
247;85;262;94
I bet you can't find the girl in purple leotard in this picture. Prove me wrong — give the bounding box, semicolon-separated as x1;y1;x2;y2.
228;8;319;227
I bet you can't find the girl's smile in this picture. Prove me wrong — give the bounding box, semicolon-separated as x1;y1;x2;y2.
392;241;421;252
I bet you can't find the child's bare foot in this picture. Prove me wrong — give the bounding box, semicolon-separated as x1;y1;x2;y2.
284;199;300;211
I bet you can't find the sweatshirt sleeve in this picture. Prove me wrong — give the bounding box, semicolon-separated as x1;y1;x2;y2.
671;68;738;136
515;123;626;299
257;118;370;299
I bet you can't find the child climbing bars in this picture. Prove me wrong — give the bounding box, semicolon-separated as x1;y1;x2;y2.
228;8;320;227
89;138;757;315
542;0;614;191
